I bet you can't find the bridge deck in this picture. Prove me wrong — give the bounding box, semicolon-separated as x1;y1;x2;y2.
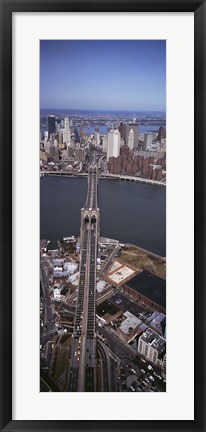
69;164;99;392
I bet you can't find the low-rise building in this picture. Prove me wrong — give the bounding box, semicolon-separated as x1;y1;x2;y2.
123;270;166;314
96;299;122;325
145;311;166;338
116;311;143;342
104;259;139;288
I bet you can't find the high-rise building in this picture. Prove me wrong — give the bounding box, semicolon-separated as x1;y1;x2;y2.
157;126;166;141
102;136;108;152
118;122;124;139
48;115;56;138
125;123;139;149
128;129;134;150
63;117;71;145
95;130;100;146
107;129;120;161
57;129;63;148
143;133;153;151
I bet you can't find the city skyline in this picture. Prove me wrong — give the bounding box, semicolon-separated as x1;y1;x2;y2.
40;40;166;111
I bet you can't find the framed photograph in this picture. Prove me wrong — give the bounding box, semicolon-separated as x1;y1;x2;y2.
0;1;205;432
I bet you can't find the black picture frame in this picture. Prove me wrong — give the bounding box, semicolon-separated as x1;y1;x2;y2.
0;1;205;431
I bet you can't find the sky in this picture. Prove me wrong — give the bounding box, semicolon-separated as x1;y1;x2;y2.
40;40;166;112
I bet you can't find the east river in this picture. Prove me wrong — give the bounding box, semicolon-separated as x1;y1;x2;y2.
40;176;166;256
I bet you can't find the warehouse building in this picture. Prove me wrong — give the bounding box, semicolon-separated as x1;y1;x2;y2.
123;270;166;314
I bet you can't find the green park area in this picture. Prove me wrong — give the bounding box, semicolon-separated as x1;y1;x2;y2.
120;246;166;280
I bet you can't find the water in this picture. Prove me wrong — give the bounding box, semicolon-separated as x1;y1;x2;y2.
40;177;166;256
40;109;166;137
40;124;162;137
81;125;161;135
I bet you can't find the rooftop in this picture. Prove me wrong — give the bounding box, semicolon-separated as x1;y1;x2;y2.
146;311;166;336
105;259;138;288
126;270;166;308
140;328;166;357
119;311;142;335
96;300;121;319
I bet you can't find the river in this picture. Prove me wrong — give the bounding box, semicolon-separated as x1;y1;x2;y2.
40;176;166;256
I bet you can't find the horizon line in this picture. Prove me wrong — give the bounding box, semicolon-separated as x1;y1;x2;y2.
40;107;166;113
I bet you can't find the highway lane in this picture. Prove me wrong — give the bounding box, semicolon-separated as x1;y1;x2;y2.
97;341;109;392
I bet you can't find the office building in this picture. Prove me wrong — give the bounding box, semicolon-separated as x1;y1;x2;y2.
63;117;71;145
125;123;139;149
48;115;56;138
95;130;100;146
157;126;166;141
143;133;153;150
102;136;108;152
107;129;120;161
128;129;134;150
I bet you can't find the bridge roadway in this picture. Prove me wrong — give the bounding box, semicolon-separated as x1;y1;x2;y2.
68;165;99;392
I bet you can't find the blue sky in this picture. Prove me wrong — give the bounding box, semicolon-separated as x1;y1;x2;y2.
40;40;166;111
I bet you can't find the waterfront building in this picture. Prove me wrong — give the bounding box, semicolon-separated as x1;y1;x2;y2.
61;149;69;161
73;148;86;162
123;270;166;314
40;150;48;163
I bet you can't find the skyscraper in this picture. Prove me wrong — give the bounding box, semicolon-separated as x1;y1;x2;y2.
128;129;134;150
125;123;139;149
107;129;120;161
95;130;100;146
157;126;166;141
143;133;153;151
48;115;56;138
63;117;71;145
